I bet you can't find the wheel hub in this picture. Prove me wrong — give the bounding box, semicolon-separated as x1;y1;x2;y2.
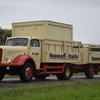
66;67;70;76
25;67;33;78
89;68;94;76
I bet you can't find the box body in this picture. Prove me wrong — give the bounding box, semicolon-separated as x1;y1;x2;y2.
12;20;73;41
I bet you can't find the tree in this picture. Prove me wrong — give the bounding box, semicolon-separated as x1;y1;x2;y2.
0;28;11;45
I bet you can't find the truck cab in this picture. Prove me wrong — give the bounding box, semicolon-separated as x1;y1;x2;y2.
0;36;42;82
6;36;41;68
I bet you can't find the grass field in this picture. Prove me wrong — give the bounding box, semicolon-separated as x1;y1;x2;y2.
0;80;100;100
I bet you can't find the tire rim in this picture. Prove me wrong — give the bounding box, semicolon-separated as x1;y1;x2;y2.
25;67;33;78
89;68;94;77
65;67;70;76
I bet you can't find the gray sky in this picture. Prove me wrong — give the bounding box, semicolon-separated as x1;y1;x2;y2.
0;0;100;44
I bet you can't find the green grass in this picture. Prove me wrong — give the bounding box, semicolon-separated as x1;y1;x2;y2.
0;80;100;100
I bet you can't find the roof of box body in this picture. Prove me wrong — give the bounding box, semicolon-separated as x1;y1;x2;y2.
12;20;72;28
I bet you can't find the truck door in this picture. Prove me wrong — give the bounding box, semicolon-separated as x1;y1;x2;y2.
29;39;41;69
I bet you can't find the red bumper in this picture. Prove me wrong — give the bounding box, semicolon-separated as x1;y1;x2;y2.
0;63;22;67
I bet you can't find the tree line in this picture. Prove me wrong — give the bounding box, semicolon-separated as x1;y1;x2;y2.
0;27;12;45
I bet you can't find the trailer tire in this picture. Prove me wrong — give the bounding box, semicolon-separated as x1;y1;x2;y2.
0;74;4;81
57;64;73;80
20;63;34;82
85;65;95;79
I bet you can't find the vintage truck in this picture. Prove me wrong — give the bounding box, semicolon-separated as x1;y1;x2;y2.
0;20;100;82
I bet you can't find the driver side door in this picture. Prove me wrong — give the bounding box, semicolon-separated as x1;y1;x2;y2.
29;39;41;69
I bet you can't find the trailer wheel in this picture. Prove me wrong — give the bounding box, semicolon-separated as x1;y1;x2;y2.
85;65;95;79
0;74;4;81
20;63;34;82
34;75;47;80
57;64;73;80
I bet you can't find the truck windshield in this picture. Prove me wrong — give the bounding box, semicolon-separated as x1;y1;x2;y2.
6;38;28;46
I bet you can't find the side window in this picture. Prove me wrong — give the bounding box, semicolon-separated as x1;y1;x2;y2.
30;39;40;47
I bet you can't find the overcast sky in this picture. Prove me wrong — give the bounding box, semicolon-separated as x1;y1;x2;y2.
0;0;100;44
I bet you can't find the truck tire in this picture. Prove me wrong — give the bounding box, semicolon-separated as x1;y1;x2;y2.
0;74;4;81
34;75;47;80
56;64;73;80
20;63;34;82
85;65;95;79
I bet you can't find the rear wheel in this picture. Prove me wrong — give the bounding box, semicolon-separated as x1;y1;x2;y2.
20;63;34;82
57;64;73;80
85;65;95;79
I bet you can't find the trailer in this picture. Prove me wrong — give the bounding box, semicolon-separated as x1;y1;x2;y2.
0;20;100;82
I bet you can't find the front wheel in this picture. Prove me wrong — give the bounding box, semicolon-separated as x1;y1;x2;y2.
56;64;73;80
20;63;34;82
85;65;95;79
